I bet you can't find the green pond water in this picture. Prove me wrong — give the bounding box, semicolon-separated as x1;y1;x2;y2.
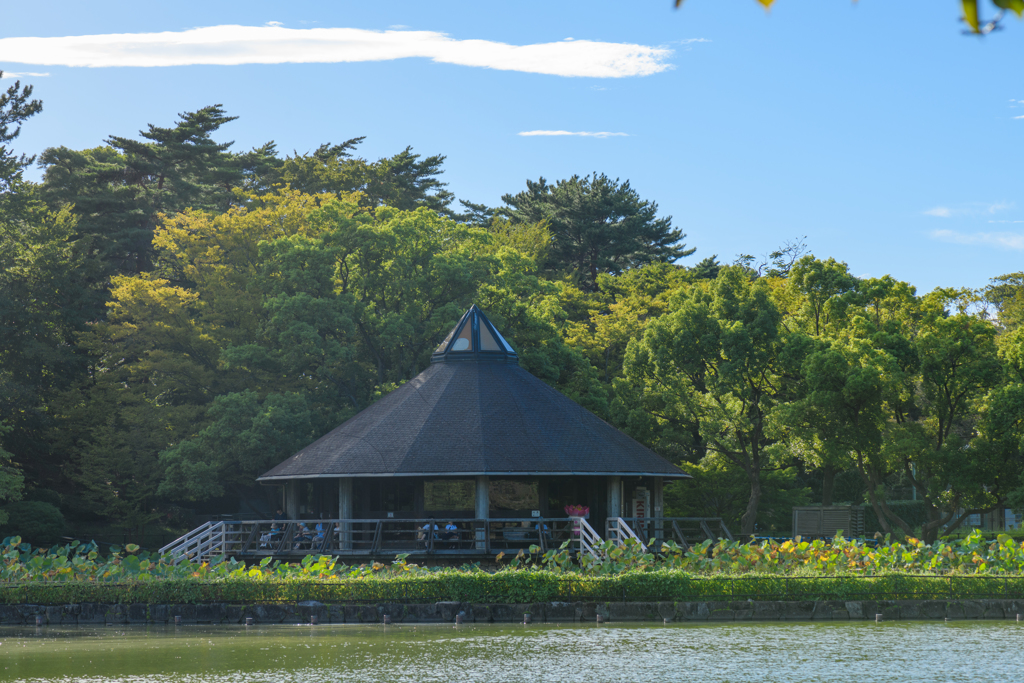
0;621;1020;682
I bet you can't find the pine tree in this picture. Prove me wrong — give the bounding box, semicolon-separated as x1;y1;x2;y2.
501;173;693;289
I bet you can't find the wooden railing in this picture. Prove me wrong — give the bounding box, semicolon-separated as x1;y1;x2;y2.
605;517;647;551
160;517;582;561
571;516;603;561
159;521;224;565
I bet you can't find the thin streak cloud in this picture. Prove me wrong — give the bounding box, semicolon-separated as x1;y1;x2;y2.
518;130;629;138
931;229;1024;250
0;71;49;79
0;25;674;78
923;201;1013;218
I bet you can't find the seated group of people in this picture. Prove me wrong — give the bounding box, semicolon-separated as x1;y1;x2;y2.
257;509;331;550
418;519;461;549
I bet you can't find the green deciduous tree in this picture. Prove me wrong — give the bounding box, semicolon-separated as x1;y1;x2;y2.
620;267;808;535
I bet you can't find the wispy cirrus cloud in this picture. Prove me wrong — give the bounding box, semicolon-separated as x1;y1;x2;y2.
518;130;629;138
1011;98;1024;119
923;201;1013;218
0;71;49;79
931;229;1024;250
0;25;674;78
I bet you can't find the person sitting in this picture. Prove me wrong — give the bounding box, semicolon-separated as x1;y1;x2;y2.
441;521;459;548
294;522;313;550
313;519;327;550
418;518;439;551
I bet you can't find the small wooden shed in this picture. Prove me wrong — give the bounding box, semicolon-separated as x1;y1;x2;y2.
792;505;865;539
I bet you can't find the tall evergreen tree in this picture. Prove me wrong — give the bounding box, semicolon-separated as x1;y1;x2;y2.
501;173;693;290
0;72;43;218
39;105;265;277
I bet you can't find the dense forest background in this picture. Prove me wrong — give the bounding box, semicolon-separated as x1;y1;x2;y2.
2;75;1024;546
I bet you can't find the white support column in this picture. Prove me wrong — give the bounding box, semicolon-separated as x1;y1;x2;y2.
652;477;664;544
607;475;622;520
338;478;353;550
475;475;489;551
286;480;300;519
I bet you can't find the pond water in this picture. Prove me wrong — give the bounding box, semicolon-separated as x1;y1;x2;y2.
0;621;1020;683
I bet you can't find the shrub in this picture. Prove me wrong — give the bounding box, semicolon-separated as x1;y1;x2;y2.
0;501;65;545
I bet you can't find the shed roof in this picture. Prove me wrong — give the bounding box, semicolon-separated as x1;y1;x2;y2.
258;305;688;481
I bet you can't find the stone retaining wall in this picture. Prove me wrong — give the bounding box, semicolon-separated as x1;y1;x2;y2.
2;599;1024;625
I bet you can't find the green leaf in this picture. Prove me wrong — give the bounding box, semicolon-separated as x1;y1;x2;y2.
993;0;1024;17
962;0;981;32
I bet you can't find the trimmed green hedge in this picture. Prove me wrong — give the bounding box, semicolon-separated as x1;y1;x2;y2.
4;572;1024;606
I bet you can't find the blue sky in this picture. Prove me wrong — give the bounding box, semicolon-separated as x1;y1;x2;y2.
2;0;1021;293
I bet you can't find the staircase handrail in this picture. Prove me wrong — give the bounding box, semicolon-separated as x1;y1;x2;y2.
608;517;647;551
571;515;603;561
159;521;225;564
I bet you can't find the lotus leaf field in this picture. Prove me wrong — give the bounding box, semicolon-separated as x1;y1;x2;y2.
2;530;1024;605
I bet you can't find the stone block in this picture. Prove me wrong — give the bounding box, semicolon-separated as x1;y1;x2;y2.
578;602;598;622
44;606;63;625
470;604;493;622
751;601;781;621
0;605;23;624
485;603;515;622
681;602;710;621
608;602;654;622
169;604;198;624
127;604;148;623
255;604;288;623
77;603;105;624
104;604;128;624
528;603;547;622
374;603;406;622
920;600;947;619
296;601;327;623
896;601;922;620
961;601;984;619
846;600;878;620
328;604;346;624
880;602;900;621
16;605;43;623
978;602;1003;622
811;601;838;620
946;602;966;620
399;604;424;622
707;608;734;621
149;604;168;623
657;602;677;620
197;603;227;624
436;601;461;622
546;602;575;622
779;601;815;621
225;605;244;624
831;610;850;620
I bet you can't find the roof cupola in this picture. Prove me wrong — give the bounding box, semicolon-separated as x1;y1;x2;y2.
431;304;517;364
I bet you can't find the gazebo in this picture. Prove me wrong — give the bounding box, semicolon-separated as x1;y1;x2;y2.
161;306;730;562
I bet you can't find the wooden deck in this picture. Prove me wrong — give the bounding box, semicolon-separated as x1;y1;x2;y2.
159;516;733;564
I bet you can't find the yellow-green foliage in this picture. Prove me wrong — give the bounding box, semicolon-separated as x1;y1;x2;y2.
3;531;1024;605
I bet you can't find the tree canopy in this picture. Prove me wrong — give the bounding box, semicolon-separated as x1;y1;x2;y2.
1;92;1022;543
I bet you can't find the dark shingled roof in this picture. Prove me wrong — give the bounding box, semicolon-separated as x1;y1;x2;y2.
258;305;687;480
